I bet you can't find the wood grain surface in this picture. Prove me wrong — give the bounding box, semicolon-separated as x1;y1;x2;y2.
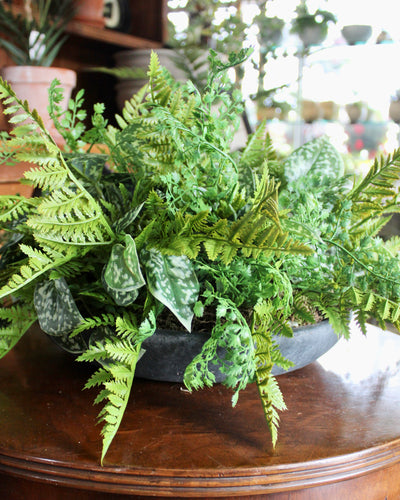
0;321;399;499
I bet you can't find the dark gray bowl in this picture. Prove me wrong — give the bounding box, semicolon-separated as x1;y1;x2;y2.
135;321;338;382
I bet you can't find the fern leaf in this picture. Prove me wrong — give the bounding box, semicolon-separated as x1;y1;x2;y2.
0;195;38;224
251;300;288;447
80;312;156;464
84;368;111;389
71;314;117;337
0;303;37;359
0;245;79;300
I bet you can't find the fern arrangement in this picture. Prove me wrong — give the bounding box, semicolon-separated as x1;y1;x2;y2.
1;49;400;464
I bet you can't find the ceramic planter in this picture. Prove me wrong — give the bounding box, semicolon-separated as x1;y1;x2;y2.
298;25;328;47
301;100;322;123
73;0;105;27
134;321;338;382
341;25;372;45
0;66;77;146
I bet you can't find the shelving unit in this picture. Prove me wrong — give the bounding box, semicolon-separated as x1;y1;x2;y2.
0;0;167;194
56;0;167;122
261;41;400;157
65;20;162;50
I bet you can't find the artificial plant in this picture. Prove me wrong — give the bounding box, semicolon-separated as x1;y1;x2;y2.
0;0;75;66
1;49;400;465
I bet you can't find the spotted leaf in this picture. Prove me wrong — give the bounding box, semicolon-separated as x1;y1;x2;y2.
143;248;199;331
34;278;84;337
103;234;145;306
283;136;344;185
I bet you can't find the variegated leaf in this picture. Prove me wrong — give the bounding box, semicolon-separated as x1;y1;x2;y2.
143;248;199;331
283;136;344;185
34;278;84;338
103;234;145;306
64;153;107;182
113;203;144;234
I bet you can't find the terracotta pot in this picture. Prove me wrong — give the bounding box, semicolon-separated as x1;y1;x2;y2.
345;103;364;124
0;66;77;145
301;100;322;123
320;101;339;121
73;0;105;27
0;161;34;197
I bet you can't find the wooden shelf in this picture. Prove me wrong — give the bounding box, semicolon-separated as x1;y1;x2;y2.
0;323;400;498
66;21;162;50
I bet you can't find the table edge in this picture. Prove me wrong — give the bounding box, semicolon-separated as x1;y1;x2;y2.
1;438;400;496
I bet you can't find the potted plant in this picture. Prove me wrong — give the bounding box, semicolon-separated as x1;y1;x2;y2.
290;2;337;47
0;0;77;143
1;49;400;466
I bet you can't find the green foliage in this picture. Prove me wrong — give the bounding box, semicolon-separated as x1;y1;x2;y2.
1;48;400;464
77;311;156;465
184;293;256;405
0;303;37;359
143;249;199;331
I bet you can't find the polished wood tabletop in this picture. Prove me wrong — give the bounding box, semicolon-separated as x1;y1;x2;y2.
0;321;400;499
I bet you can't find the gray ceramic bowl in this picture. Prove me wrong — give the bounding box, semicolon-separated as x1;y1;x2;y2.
135;321;338;382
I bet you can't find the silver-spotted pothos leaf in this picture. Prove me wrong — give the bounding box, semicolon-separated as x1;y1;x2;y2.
113;203;144;234
34;277;84;337
282;136;344;185
143;249;199;332
103;234;145;306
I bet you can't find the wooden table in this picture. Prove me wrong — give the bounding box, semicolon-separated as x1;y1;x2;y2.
0;322;400;499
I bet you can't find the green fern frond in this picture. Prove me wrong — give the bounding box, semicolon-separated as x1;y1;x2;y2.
147;51;173;106
71;314;117;337
348;150;400;230
80;312;156;464
0;244;79;300
104;338;139;365
351;215;392;240
0;303;37;359
240;121;269;170
76;340;109;363
84;367;111;389
251;300;288;447
0;195;38;224
257;374;287;447
97;357;136;464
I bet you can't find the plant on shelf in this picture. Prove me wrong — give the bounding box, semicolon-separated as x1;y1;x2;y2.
290;1;337;48
167;0;249;89
252;5;287;120
0;0;75;66
0;0;77;148
1;49;400;465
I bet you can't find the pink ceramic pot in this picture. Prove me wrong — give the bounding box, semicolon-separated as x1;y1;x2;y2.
0;66;77;145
